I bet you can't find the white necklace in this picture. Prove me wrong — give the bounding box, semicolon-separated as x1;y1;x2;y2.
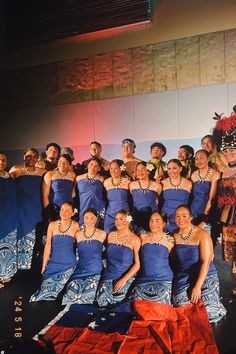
113;231;130;246
150;232;165;245
57;168;69;179
0;171;9;178
24;166;38;175
86;174;97;184
178;228;193;243
82;227;96;242
138;179;151;194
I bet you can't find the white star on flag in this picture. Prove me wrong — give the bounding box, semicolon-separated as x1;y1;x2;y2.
101;317;106;321
109;313;116;317
88;321;98;330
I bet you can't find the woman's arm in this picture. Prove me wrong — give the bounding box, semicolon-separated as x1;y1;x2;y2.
113;236;141;292
190;231;213;303
42;172;52;208
204;170;220;215
41;223;54;274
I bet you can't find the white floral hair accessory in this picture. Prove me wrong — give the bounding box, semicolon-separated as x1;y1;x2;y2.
74;208;78;215
146;163;155;172
120;164;126;172
126;214;133;223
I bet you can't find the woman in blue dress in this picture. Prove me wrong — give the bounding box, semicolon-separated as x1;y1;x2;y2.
191;150;220;231
30;202;79;302
131;211;174;304
0;152;18;287
76;157;106;228
162;159;192;233
62;208;106;304
9;148;45;270
172;205;226;323
129;161;162;234
104;159;130;233
42;154;76;221
96;210;140;307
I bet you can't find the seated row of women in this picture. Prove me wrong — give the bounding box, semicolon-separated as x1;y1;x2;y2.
30;203;226;324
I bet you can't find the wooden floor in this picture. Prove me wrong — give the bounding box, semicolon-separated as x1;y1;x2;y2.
0;244;235;354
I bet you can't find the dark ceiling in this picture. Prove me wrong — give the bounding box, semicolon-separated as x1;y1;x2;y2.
3;0;152;50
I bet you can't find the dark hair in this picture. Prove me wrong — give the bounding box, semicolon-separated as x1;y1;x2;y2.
167;159;182;168
24;147;39;157
136;161;148;169
83;207;98;218
46;142;61;155
175;204;192;215
122;138;136;152
87;156;102;168
60;201;74;210
179;145;194;158
195;149;210;158
90;141;102;149
115;209;133;230
150;210;168;224
0;151;7;158
150;142;167;157
58;154;72;165
203;133;221;152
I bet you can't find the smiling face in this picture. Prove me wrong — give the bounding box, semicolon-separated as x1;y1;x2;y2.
122;143;134;159
149;212;165;233
46;146;59;161
201;137;215;154
58;156;70;172
90;143;101;158
60;203;74;221
195;151;209;169
136;163;149;180
0;153;7;172
88;159;100;175
178;148;188;161
110;161;121;179
151;146;164;160
24;149;39;167
167;161;182;179
84;211;97;228
115;212;129;231
223;148;236;164
175;206;192;229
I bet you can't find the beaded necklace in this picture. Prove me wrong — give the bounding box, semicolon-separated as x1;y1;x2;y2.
57;168;69;179
86;174;97;184
58;219;72;234
82;227;96;242
150;232;164;245
178;227;193;243
197;167;210;182
138;179;151;194
111;176;122;188
24;166;38;176
0;171;9;178
113;231;130;246
169;176;182;189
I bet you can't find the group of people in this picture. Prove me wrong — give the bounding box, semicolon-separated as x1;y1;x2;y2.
0;107;235;325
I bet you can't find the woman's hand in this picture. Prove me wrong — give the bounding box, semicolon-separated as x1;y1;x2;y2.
191;286;201;303
113;277;127;293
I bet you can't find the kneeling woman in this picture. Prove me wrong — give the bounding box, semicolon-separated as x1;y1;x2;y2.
96;210;140;307
62;208;106;304
172;205;226;323
132;211;174;304
30;202;79;302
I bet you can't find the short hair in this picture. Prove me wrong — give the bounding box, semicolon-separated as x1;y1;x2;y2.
24;148;39;157
90;141;102;149
179;145;194;158
46;143;61;155
150;142;167;157
61;147;74;160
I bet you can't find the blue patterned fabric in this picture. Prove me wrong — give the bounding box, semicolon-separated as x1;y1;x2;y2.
96;278;134;307
62;240;103;304
131;280;172;304
0;176;18;282
16;175;42;269
104;189;129;233
77;178;106;227
191;181;211;221
162;189;190;233
131;188;159;233
30;234;76;301
173;244;226;322
51;179;74;207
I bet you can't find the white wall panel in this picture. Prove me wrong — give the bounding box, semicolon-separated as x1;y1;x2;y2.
133;91;179;141
178;84;227;138
227;82;236;113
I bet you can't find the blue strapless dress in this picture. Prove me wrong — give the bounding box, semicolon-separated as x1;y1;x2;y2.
162;189;190;233
131;188;159;233
173;244;226;323
132;243;173;304
30;234;76;302
97;243;135;306
51;179;74;208
62;240;104;304
77;179;106;227
191;181;211;223
0;176;18;281
104;188;129;233
16;175;43;269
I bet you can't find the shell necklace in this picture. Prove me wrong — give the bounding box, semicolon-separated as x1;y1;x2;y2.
169;176;182;189
57;168;69;179
0;171;9;178
86;173;97;184
83;227;96;242
197;167;210;182
58;219;72;234
150;232;164;245
24;165;38;176
113;231;130;246
178;227;193;243
138;179;151;194
111;176;122;188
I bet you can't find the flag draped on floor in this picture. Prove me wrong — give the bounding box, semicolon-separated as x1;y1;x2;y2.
36;300;218;354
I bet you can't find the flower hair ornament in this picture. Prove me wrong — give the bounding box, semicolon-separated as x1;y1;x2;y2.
146;163;155;172
120;164;126;172
212;105;236;150
73;208;78;215
126;214;133;223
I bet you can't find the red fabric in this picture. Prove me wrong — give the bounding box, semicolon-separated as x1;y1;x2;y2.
41;301;218;354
